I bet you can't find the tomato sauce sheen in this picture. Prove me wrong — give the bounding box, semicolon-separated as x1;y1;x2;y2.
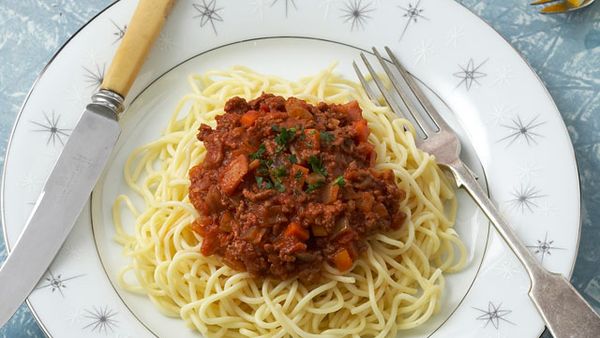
189;94;406;282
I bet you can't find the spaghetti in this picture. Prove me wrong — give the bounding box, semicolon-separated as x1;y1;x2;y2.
112;65;467;338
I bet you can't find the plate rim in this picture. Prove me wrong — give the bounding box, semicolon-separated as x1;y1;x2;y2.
0;0;582;337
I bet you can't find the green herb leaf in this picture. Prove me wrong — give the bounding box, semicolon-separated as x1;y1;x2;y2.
295;171;303;180
257;163;269;176
255;176;264;187
272;166;287;178
307;156;327;177
320;131;334;144
250;144;266;160
273;181;286;192
274;126;297;152
333;176;346;187
306;180;325;193
289;154;298;164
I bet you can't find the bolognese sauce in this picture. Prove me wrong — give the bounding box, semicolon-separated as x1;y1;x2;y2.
189;93;406;282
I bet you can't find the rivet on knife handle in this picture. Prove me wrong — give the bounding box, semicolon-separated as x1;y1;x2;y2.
101;0;176;98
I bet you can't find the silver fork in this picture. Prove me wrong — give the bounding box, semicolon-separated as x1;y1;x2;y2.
354;47;600;338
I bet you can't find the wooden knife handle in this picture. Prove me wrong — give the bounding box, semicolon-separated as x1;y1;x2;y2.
101;0;175;98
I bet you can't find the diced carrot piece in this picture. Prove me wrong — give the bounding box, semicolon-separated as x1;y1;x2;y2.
353;119;370;142
219;154;248;195
284;222;309;241
240;110;260;127
344;101;363;121
248;159;261;171
200;238;216;256
333;248;353;272
286;99;313;119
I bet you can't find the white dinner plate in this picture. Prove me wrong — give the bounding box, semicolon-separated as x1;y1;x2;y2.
2;1;580;337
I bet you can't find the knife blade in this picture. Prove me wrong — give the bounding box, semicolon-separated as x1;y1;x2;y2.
0;0;175;327
0;94;120;326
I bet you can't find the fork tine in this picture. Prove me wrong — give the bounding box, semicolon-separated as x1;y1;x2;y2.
384;46;451;131
358;52;425;136
352;61;380;103
372;47;436;136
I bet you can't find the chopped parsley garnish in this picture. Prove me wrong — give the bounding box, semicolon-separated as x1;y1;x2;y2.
305;180;324;193
256;176;272;189
333;176;346;187
289;154;298;164
295;171;303;180
273;125;297;152
256;175;284;191
320;131;334;144
256;163;269;176
272;166;287;178
307;155;327;177
250;144;266;160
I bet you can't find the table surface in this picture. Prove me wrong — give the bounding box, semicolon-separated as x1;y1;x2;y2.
0;0;598;337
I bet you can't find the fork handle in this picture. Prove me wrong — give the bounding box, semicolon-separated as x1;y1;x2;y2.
449;161;600;338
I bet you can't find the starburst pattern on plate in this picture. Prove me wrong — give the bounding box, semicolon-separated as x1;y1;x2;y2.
110;19;126;44
454;58;488;90
517;161;542;182
65;83;88;108
157;31;176;51
30;111;71;146
67;309;85;326
398;0;427;40
83;306;118;334
473;302;515;329
19;172;42;194
82;63;105;90
509;184;544;213
498;115;545;146
251;0;270;20
538;201;556;216
527;232;565;263
192;0;223;35
493;65;513;87
493;257;522;280
319;0;339;18
489;104;513;126
446;26;464;47
341;0;374;31
271;0;297;17
413;40;434;65
35;270;85;297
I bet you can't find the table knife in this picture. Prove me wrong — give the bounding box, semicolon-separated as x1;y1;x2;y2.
0;0;175;327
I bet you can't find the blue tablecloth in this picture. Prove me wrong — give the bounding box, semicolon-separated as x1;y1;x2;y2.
0;1;598;337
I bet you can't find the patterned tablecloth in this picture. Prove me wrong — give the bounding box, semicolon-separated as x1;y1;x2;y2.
0;0;598;337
